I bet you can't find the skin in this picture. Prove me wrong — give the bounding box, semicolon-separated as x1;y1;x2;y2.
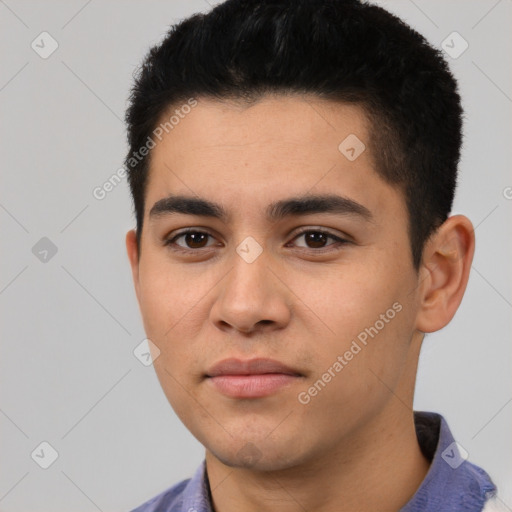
126;95;475;512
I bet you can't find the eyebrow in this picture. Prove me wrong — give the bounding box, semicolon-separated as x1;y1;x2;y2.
149;193;374;224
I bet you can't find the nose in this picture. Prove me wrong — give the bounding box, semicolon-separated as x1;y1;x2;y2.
209;244;291;335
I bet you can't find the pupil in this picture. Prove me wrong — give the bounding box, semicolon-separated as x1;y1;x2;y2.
187;233;206;248
307;232;326;248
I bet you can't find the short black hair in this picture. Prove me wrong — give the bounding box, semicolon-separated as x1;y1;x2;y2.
124;0;463;270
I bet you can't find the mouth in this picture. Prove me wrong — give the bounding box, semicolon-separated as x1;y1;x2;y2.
206;373;302;398
205;357;304;399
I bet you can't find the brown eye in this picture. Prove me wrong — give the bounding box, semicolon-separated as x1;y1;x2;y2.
302;231;329;248
290;229;348;251
164;230;216;252
179;232;210;249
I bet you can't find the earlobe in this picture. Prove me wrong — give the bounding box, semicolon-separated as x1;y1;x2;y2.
415;215;475;333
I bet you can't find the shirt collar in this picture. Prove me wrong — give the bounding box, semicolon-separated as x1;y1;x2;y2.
400;411;496;511
181;458;213;512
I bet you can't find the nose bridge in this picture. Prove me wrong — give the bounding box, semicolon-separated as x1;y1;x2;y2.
228;234;270;300
210;235;290;332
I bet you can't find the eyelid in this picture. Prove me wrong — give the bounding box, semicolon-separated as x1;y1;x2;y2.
290;226;351;242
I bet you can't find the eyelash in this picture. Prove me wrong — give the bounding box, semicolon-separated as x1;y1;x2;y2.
163;227;350;255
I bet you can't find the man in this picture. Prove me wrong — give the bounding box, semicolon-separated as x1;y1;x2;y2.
124;0;500;510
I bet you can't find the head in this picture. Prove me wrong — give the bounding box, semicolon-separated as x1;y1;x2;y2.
125;0;474;471
125;0;464;271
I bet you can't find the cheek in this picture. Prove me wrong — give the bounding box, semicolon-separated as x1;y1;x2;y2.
137;278;172;340
136;257;212;379
301;262;414;388
294;305;412;442
137;261;205;421
299;262;402;340
137;255;202;337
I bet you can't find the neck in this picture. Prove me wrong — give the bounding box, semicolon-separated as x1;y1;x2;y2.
205;405;430;512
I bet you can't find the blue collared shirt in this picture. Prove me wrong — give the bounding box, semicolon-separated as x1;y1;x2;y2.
130;411;497;512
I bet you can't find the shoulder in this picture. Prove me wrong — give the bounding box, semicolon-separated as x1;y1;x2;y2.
128;460;209;512
129;478;190;512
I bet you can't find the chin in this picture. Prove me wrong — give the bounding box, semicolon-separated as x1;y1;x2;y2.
207;439;306;472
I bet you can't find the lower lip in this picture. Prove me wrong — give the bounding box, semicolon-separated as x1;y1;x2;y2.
207;373;301;398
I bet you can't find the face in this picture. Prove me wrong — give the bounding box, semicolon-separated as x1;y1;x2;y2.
126;95;424;472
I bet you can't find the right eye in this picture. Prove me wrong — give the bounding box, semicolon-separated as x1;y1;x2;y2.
163;229;219;253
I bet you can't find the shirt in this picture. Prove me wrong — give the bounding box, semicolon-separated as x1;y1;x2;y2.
130;411;498;512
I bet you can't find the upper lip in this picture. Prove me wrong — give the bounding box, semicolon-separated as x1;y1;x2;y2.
206;358;302;377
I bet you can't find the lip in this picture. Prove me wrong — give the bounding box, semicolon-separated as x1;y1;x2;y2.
205;358;303;399
205;357;302;378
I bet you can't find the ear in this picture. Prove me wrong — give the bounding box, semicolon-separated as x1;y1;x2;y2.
414;215;475;333
126;229;141;303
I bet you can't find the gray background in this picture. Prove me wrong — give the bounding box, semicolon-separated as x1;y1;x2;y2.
0;0;510;510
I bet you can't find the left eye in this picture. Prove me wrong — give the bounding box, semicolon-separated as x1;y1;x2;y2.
290;229;347;250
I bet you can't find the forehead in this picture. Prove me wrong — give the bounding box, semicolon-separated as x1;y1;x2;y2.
153;94;370;157
145;95;406;224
